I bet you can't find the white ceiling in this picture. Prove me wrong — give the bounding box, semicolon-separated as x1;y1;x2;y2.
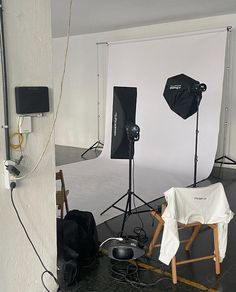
51;0;236;38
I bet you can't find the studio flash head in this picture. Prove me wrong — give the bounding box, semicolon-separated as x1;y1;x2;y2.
193;83;207;93
126;123;140;141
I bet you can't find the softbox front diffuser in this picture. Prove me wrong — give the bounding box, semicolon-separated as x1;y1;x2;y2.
111;86;137;159
163;74;202;119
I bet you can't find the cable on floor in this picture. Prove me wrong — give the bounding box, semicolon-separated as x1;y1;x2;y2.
111;260;172;288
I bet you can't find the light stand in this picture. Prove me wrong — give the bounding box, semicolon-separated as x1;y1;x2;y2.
163;74;207;188
100;124;154;237
193;83;206;187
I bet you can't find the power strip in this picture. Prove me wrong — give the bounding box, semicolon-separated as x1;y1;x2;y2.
3;160;16;189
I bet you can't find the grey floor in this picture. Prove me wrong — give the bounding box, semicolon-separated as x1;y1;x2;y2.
56;145;236;292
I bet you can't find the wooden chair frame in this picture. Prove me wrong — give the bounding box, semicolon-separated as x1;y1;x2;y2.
147;210;220;284
56;169;69;219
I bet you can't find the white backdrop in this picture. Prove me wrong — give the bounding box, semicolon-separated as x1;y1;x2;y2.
60;28;227;224
102;29;227;177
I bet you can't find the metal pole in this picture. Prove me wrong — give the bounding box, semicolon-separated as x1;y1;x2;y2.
193;102;199;187
0;0;10;160
214;27;236;166
222;27;231;159
96;44;101;141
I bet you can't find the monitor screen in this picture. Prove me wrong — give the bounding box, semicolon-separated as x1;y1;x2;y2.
15;86;49;115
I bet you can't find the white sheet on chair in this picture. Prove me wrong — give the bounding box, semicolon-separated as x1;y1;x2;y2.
159;183;234;265
59;28;227;225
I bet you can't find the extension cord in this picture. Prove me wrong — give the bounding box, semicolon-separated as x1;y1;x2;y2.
3;160;16;189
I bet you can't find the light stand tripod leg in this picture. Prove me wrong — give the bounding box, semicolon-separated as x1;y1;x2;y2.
100;192;128;215
132;192;154;211
81;140;103;158
215;155;236;165
120;193;132;237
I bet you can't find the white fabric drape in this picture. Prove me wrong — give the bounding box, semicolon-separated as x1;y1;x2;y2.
159;183;234;265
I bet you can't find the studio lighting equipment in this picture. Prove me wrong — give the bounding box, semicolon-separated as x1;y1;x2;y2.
110;86;137;159
163;74;207;187
163;74;206;119
126;123;140;142
101;86;153;236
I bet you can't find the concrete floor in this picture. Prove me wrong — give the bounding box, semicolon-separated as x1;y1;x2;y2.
56;145;236;291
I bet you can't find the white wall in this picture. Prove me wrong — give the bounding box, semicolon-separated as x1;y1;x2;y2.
0;1;57;292
53;14;236;162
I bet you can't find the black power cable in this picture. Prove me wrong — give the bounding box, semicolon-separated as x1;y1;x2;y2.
10;182;58;292
111;260;171;288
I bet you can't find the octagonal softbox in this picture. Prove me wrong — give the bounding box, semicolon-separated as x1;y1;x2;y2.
163;74;206;119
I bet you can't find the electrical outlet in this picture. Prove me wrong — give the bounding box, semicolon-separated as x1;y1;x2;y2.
3;160;16;189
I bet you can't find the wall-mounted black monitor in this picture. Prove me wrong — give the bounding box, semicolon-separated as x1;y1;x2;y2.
15;86;49;115
111;86;137;159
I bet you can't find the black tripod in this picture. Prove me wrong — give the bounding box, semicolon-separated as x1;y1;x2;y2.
100;125;154;237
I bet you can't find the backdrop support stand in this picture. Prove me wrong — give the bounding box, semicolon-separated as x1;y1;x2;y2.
81;140;103;158
215;156;236;165
100;136;154;237
214;27;236;167
81;43;104;158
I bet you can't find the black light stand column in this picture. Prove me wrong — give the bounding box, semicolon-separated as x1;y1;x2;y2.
100;123;155;237
163;74;206;187
193;96;200;187
119;138;134;236
193;84;206;187
0;0;10;161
